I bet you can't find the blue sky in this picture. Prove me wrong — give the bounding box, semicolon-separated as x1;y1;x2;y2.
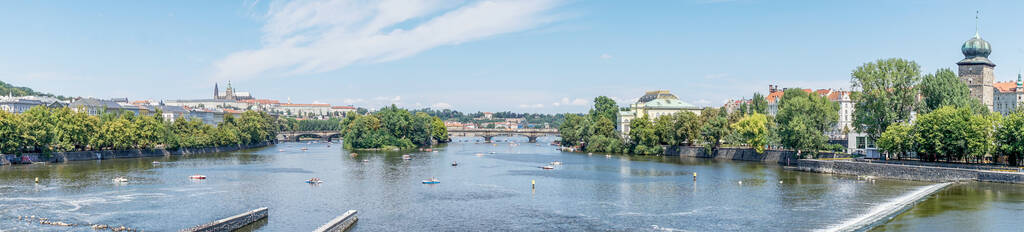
2;0;1024;113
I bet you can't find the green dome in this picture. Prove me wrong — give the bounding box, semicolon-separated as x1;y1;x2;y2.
961;34;991;59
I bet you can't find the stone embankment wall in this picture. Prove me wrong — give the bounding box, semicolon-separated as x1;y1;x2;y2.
181;207;268;232
796;159;1024;184
313;210;359;232
664;146;848;165
0;142;270;165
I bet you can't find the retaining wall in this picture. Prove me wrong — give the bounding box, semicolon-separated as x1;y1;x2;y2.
796;159;1024;184
665;146;811;165
181;207;268;232
0;142;270;165
313;210;358;232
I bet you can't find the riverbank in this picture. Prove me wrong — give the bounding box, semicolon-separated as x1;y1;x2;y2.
795;159;1024;184
0;142;271;165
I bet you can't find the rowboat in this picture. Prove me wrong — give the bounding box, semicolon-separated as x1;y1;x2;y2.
422;177;440;184
549;161;562;165
451;161;458;166
112;177;128;183
151;161;161;165
541;166;554;170
189;174;207;180
402;155;412;160
305;178;323;184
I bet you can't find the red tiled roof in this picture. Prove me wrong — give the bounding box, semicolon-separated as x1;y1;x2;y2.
280;103;331;107
224;109;243;114
241;99;280;104
995;81;1019;93
331;106;355;109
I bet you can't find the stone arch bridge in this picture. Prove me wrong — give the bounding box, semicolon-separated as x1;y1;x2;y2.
277;130;342;142
447;128;559;143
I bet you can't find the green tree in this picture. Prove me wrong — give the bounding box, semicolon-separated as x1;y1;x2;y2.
699;107;729;152
558;114;589;147
997;111;1024;166
851;58;920;143
590;96;619;126
731;113;768;153
750;93;768;115
876;123;913;160
919;68;987;114
776;88;838;156
673;111;700;146
628;114;661;155
914;106;994;163
0;111;23;154
653;115;676;145
20;106;55;153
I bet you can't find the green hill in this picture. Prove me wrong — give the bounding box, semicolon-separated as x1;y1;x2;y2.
0;80;66;99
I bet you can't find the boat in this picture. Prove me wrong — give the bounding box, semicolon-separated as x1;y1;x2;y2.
489;152;495;154
112;177;128;183
301;147;308;151
402;154;412;160
189;174;207;180
451;161;458;166
305;178;323;184
278;149;285;152
422;177;440;184
605;155;612;158
362;159;369;162
151;161;161;165
425;148;432;152
541;166;554;170
550;161;562;165
474;153;485;157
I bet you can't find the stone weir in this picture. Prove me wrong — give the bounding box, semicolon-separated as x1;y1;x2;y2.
823;182;953;232
795;159;1024;184
0;142;271;165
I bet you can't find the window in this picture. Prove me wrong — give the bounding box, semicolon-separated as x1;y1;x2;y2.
857;137;866;149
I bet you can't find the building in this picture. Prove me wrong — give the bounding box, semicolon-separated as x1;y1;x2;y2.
68;98;124;115
618;90;702;136
214;81;253;101
329;106;356;117
165;99;249;110
957;28;995;111
993;74;1024;115
0;97;43;113
277;103;332;118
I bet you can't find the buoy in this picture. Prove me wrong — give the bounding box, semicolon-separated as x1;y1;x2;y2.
738;181;742;185
779;180;783;184
532;179;536;189
34;177;39;183
693;172;697;181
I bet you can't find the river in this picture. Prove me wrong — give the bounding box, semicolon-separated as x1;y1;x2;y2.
0;137;1020;231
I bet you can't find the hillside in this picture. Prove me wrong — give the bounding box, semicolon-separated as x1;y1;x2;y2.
0;80;66;99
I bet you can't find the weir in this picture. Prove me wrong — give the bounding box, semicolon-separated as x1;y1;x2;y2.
181;207;268;232
822;182;953;232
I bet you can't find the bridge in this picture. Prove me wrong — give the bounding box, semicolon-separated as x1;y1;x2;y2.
447;128;559;143
277;130;342;142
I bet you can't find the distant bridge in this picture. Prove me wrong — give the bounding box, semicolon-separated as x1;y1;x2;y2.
447;128;559;143
277;130;341;142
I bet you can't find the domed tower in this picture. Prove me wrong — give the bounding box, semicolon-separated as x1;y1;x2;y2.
957;14;995;111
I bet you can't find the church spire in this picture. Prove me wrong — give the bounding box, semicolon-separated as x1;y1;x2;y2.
975;10;980;37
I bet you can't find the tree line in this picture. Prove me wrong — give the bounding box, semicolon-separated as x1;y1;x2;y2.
278;117;343;131
859;58;1024;166
340;105;448;150
0;106;277;155
559;92;843;157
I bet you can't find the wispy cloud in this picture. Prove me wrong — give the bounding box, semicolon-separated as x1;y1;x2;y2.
599;53;612;59
214;0;566;80
431;102;453;109
518;103;545;108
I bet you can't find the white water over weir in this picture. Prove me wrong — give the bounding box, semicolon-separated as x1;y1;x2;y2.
821;182;953;232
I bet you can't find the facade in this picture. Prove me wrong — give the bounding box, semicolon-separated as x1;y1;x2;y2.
0;98;43;113
68;98;124;115
277;103;332;118
993;74;1024;115
957;30;995;111
165;99;248;110
618;90;702;136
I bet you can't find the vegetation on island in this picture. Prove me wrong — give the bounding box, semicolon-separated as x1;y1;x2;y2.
338;105;448;150
0;106;277;155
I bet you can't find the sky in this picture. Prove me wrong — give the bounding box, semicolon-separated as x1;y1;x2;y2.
2;0;1024;113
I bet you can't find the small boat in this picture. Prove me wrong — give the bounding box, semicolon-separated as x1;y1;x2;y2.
361;159;369;162
432;150;438;153
112;177;128;183
474;153;484;157
550;161;562;165
489;152;495;154
151;161;161;165
301;147;308;151
425;148;432;152
278;149;285;152
451;161;458;166
189;174;207;180
422;177;440;184
305;178;323;184
402;154;412;160
541;166;554;170
605;155;612;158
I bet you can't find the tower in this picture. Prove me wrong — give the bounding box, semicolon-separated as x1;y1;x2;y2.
214;83;219;99
957;12;995;111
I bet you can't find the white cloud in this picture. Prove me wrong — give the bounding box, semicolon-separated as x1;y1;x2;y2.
599;53;612;59
373;95;402;102
518;103;545;108
342;98;365;104
431;102;453;109
214;0;566;80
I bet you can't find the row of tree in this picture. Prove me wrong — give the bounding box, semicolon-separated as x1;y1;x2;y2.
0;106;278;154
277;117;343;131
561;90;843;156
339;105;448;150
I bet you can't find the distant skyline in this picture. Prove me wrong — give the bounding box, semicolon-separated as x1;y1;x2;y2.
3;1;1024;113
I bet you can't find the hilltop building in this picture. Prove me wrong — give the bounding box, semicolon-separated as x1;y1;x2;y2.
214;81;253;100
618;90;701;136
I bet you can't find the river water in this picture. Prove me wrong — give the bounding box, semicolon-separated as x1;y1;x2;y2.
0;137;1020;231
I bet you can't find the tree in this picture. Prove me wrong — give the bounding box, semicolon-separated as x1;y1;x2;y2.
590;96;618;126
673;111;700;146
699;107;729;152
731;113;769;153
997;111;1024;166
914;106;994;163
776;88;838;156
919;68;987;114
653;115;676;145
558;114;588;147
431;117;449;142
20;106;55;153
851;58;920;142
628;114;661;155
750;93;768;114
0;111;23;154
876;123;913;160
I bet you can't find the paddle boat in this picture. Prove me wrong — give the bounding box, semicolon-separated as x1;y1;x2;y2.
112;177;128;183
549;161;563;166
151;161;161;165
301;147;309;151
402;154;412;160
305;177;323;184
362;159;369;162
605;154;612;158
278;149;285;152
189;174;207;180
451;161;458;166
541;165;555;170
422;177;441;184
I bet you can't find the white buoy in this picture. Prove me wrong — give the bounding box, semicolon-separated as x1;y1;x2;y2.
738;181;743;185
